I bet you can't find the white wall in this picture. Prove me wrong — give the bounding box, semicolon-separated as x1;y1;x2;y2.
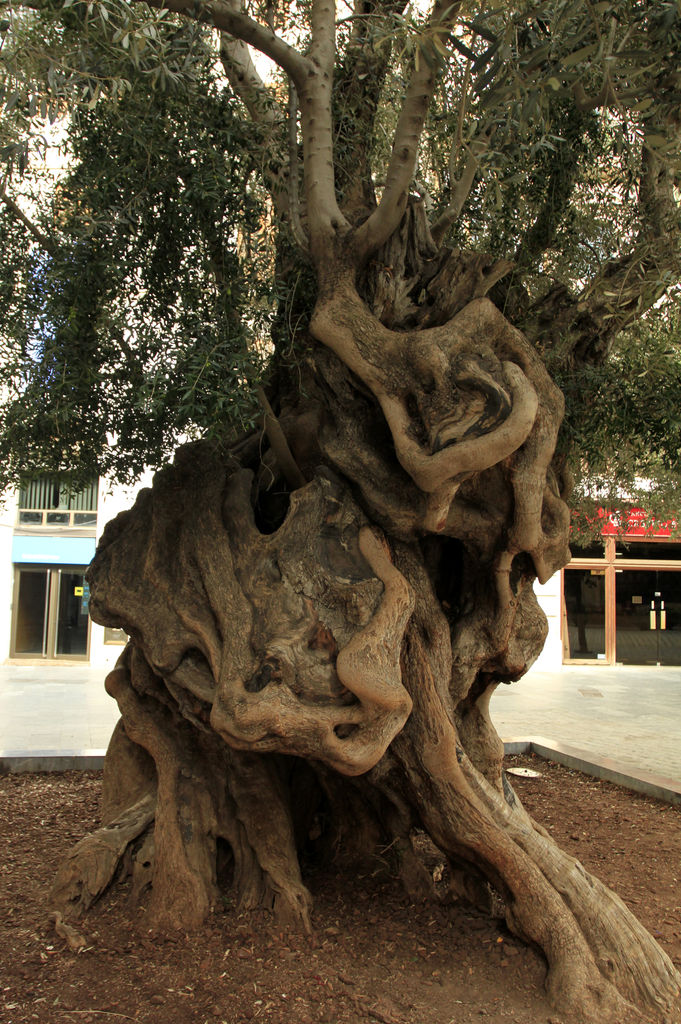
532;571;563;670
1;475;150;667
0;493;18;661
88;473;152;668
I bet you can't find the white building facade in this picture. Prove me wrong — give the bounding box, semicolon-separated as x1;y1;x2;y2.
1;475;150;669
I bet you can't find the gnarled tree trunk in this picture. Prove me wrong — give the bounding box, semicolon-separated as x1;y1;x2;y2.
51;207;680;1024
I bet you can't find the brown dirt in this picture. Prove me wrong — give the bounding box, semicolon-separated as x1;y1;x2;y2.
1;755;680;1024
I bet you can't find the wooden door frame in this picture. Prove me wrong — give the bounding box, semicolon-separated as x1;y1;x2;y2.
562;537;681;665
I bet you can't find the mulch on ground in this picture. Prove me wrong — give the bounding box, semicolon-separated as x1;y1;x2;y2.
1;754;679;1024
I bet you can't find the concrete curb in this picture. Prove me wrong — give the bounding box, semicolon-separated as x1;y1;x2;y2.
2;740;680;806
0;751;106;773
504;737;681;807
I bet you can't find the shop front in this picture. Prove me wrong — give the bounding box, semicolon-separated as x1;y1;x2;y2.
563;513;681;666
10;536;96;660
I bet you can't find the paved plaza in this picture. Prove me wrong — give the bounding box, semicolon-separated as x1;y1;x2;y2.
0;661;679;784
0;663;119;756
490;663;681;783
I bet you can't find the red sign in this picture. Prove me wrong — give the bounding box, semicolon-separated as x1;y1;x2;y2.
600;507;677;538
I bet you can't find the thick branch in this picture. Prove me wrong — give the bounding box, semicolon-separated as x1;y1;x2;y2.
297;0;349;256
332;0;409;220
309;0;336;74
218;26;281;127
218;26;308;250
139;0;310;90
0;188;57;254
638;143;679;240
521;136;681;364
514;113;590;272
287;85;309;253
431;128;492;246
354;0;462;261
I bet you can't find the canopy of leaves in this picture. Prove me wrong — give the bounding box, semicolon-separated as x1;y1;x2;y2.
0;18;273;489
0;0;680;514
558;299;681;535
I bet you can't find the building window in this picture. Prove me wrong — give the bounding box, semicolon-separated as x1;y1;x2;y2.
104;627;127;645
18;476;98;528
563;533;681;666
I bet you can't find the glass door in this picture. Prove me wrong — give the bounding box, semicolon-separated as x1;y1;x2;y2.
11;566;90;659
56;571;90;656
563;568;607;661
615;570;681;665
13;569;51;655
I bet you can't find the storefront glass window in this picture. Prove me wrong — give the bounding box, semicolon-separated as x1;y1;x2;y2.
564;569;606;660
569;540;606;559
615;569;681;665
615;542;681;561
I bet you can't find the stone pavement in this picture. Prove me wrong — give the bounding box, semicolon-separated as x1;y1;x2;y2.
0;664;119;756
0;661;679;784
490;664;681;783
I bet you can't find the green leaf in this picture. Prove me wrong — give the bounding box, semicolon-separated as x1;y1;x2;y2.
562;43;598;68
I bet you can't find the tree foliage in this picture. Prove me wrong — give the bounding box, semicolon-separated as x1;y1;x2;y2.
558;299;681;530
0;21;276;488
1;0;680;508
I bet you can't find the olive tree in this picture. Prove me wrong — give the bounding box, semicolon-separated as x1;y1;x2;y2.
2;0;681;1019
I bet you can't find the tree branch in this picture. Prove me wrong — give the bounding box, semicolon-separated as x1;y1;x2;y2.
572;12;619;112
354;0;462;262
572;80;618;113
522;133;681;365
297;0;349;259
449;55;471;179
514;119;589;271
577;151;680;343
140;0;343;259
218;23;281;127
310;0;336;74
0;188;57;254
217;21;293;225
139;0;311;91
257;388;307;490
431;127;493;246
333;0;410;220
287;85;309;254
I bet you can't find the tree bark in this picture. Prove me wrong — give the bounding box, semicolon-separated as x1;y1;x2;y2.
50;211;681;1024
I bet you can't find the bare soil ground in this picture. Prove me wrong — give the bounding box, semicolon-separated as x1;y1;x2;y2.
1;755;680;1024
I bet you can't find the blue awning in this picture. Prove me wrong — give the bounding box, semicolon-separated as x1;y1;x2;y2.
12;535;97;566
